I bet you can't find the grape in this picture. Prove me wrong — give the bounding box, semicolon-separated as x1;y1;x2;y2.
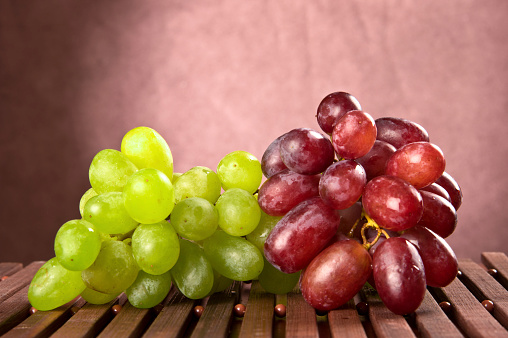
385;141;446;189
170;197;219;241
79;188;97;218
372;237;426;315
83;192;138;235
435;172;463;210
319;160;367;210
173;166;222;204
316;91;362;135
401;225;458;287
420;182;451;203
417;191;457;238
89;149;138;194
279;128;335;175
257;169;320;216
245;210;282;253
81;240;139;294
54;219;102;271
80;287;120;305
28;257;86;311
355;140;396;181
170;239;214;299
258;258;301;295
126;270;172;308
332;110;377;159
300;239;372;311
122;168;175;224
203;230;264;281
131;220;180;275
260;134;288;178
362;175;424;232
121;126;174;181
264;196;341;274
215;188;261;237
375;117;429;149
207;269;234;295
336;201;363;236
216;150;262;194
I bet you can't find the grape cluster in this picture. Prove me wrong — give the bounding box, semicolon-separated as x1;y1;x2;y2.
261;91;462;315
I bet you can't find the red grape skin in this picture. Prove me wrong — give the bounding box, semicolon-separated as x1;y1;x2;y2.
300;239;372;311
319;160;367;210
356;140;396;181
435;172;463;211
316;92;362;135
264;197;340;274
385;141;446;189
420;183;451;203
279;128;335;175
261;134;288;178
257;169;320;216
336;201;363;235
332;110;377;160
401;225;458;287
375;117;429;149
372;237;426;315
362;175;424;232
417;191;457;238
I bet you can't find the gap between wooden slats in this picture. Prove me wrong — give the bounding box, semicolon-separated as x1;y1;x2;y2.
482;252;508;290
238;281;274;338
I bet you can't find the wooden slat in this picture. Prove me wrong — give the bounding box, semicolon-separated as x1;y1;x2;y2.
286;289;319;338
51;293;127;338
0;261;44;303
0;284;33;336
0;263;23;278
482;252;508;290
437;276;508;337
190;282;241;338
328;299;367;338
458;259;508;330
238;281;274;338
98;301;155;338
414;289;463;338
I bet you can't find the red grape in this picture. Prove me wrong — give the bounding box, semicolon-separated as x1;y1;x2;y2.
417;191;457;238
375;117;429;149
316;92;362;135
435;172;463;211
319;160;366;210
332;110;377;160
261;134;287;178
355;140;396;181
420;182;451;203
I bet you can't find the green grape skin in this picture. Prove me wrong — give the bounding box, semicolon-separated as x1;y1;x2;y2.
246;211;282;253
81;240;139;294
123;168;175;224
121;126;174;181
79;188;97;218
215;188;261;237
54;219;102;271
126;270;172;309
83;192;139;235
170;239;214;299
258;258;300;294
203;230;264;281
170;197;219;241
80;287;120;304
28;257;86;311
171;172;182;184
131;220;180;275
173;166;222;204
206;269;234;296
89;149;138;194
216;150;262;194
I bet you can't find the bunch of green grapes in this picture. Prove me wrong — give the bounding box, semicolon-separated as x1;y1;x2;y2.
28;127;298;311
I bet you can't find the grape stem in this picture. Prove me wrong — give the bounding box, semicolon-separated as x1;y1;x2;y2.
349;210;390;251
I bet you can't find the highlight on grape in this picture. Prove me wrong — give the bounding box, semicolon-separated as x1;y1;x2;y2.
28;92;462;317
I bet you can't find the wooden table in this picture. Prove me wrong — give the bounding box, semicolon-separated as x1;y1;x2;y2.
1;252;507;337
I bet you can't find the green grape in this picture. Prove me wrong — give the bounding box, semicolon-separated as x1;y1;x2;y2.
121;126;174;181
126;270;172;308
173;166;221;204
54;219;102;271
170;197;219;241
203;230;264;281
123;168;175;224
131;221;180;275
258;258;300;294
246;211;282;253
171;172;182;184
216;150;262;194
28;257;86;311
79;188;97;218
81;240;139;294
80;287;120;304
206;269;234;296
83;192;139;235
89;149;138;194
215;188;261;237
170;239;214;299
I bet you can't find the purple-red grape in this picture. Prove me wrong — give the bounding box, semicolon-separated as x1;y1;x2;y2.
261;134;287;178
332;110;377;160
375;117;429;149
319;160;366;210
355;140;396;181
420;183;451;203
417;191;457;238
435;172;463;211
336;201;363;235
316;92;362;135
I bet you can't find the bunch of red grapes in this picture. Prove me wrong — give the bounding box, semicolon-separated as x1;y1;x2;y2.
259;91;462;315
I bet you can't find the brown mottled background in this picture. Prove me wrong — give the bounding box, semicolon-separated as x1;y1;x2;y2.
1;1;507;264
